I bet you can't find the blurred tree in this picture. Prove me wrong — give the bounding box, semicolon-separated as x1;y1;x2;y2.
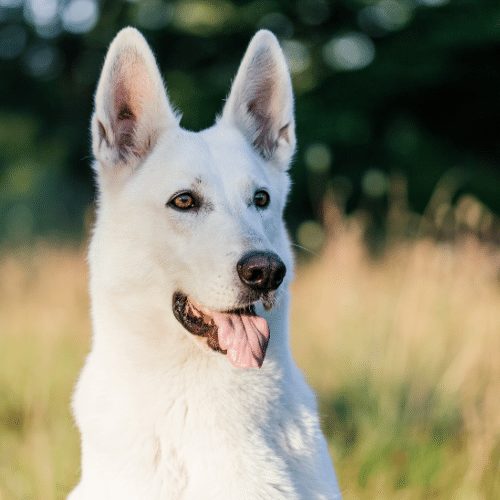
0;0;499;244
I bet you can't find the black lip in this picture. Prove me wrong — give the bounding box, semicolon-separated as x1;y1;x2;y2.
172;292;215;337
173;291;222;352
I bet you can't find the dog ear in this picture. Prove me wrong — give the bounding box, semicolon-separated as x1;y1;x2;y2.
91;27;178;175
221;30;296;169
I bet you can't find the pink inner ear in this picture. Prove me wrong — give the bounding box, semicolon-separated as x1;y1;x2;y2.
114;83;137;156
246;72;279;159
110;54;155;161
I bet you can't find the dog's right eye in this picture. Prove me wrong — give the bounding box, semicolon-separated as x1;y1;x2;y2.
253;190;270;209
167;192;198;211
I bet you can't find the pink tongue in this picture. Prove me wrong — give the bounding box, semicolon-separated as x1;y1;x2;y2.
212;311;270;369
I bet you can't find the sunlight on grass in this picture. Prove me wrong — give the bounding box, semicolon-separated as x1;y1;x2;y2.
1;217;499;498
291;201;500;499
0;247;88;499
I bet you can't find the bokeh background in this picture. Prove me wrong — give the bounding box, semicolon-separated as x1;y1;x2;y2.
1;0;499;498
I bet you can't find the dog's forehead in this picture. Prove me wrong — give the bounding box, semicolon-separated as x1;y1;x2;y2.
148;126;267;186
199;124;269;186
156;129;212;174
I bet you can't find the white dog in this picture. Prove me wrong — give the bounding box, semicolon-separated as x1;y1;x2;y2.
69;27;341;499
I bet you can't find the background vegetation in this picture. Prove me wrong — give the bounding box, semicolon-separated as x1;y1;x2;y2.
1;0;499;499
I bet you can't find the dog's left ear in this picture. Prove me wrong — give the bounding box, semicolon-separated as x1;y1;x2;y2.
221;30;296;169
91;27;178;175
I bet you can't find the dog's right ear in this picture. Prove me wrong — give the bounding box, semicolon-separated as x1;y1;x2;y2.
221;30;296;170
91;27;177;176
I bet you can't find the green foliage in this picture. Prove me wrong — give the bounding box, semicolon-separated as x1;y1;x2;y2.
0;0;499;243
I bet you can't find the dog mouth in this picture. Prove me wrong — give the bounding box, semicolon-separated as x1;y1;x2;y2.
172;292;270;369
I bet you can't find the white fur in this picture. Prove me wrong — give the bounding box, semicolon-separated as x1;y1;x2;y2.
70;27;341;499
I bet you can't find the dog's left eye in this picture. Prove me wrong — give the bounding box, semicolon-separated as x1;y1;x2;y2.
168;192;198;211
254;190;270;208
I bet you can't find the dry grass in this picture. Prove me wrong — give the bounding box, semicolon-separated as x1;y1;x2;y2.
0;246;88;499
292;217;500;499
1;215;499;498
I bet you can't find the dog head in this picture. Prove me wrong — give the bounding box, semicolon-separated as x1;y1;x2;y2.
91;28;296;368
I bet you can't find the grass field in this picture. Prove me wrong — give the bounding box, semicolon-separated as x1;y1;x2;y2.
1;211;499;499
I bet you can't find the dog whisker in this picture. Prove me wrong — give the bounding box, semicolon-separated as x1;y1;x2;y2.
290;242;319;257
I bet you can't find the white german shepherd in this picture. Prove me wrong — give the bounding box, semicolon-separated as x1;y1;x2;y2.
70;27;341;499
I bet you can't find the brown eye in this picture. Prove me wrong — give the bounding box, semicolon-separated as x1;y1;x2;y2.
254;190;270;208
168;192;197;210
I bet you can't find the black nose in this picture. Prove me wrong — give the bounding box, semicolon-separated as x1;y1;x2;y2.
237;251;286;292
